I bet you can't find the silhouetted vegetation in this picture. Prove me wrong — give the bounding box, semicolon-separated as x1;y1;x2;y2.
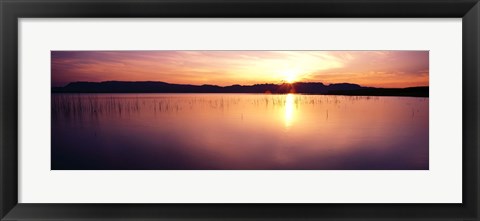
327;86;428;97
52;81;428;97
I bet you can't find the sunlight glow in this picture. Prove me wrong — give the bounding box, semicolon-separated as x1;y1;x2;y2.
284;94;295;128
52;51;429;88
282;70;298;83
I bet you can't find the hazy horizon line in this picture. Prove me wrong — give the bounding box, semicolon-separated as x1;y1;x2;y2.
53;80;429;89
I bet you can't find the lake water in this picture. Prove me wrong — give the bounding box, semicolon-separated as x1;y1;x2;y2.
51;93;429;170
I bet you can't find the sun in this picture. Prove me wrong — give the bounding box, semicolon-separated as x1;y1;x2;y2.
282;70;298;83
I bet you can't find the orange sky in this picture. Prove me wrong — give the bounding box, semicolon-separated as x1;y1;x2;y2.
52;51;428;88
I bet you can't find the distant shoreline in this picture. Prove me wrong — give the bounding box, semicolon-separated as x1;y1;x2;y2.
51;92;429;98
52;81;429;97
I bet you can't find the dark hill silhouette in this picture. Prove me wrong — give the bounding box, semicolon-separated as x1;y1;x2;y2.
52;81;428;97
327;86;429;97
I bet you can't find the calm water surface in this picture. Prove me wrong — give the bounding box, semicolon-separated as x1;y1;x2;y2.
52;93;428;170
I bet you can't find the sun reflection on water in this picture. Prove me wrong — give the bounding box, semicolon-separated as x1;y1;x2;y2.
284;93;295;128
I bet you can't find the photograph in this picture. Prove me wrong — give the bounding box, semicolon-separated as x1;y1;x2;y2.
51;50;429;170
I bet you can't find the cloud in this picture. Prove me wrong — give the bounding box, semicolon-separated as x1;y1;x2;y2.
51;51;428;88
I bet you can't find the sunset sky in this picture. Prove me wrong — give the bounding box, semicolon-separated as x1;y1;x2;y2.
51;51;428;88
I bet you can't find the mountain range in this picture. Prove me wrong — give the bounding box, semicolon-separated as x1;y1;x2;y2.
52;81;428;97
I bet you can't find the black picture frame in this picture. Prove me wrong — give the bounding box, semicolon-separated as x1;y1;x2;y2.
1;0;479;220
